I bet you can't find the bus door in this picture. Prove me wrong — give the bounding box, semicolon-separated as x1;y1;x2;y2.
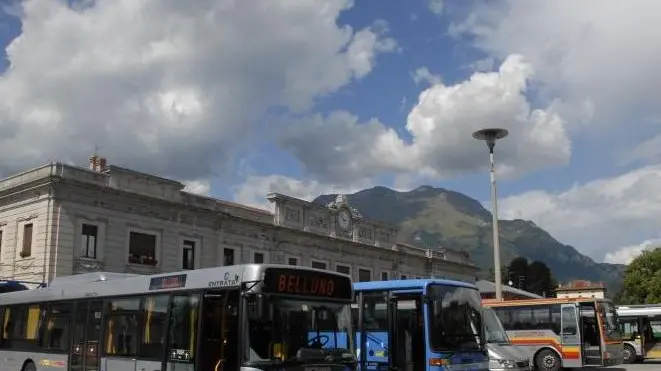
560;304;583;368
389;295;423;371
199;290;240;371
357;291;390;371
580;304;603;366
357;292;424;371
640;317;648;355
69;300;103;371
645;317;661;357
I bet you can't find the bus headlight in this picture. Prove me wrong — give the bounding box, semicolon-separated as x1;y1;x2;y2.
489;359;517;369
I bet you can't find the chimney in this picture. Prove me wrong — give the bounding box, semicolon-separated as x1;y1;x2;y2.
99;157;107;171
89;155;98;171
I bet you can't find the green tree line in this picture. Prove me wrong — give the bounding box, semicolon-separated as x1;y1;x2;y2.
615;248;661;304
489;257;557;297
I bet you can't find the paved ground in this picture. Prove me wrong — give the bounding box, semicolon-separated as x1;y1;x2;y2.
586;360;661;370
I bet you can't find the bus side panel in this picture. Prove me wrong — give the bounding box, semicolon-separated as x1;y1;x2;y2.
506;329;580;368
102;356;162;371
0;350;68;370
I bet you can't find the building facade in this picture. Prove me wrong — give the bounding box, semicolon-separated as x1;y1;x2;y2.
555;280;606;299
0;158;479;286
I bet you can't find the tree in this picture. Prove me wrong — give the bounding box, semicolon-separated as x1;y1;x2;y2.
526;261;557;297
507;257;529;289
619;248;661;304
502;257;558;297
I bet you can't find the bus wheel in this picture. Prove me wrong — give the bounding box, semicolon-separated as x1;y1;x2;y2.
535;349;560;371
623;344;636;364
22;361;36;371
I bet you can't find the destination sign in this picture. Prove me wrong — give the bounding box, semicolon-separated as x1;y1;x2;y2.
149;274;187;290
263;268;352;299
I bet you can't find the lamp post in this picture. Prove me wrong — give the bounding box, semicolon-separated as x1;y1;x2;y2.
473;128;508;300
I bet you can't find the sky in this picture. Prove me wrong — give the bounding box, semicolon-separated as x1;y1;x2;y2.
1;0;661;265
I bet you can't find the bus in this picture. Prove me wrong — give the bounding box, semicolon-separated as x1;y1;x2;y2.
352;279;490;371
0;264;356;371
483;298;623;371
481;306;530;371
617;304;661;363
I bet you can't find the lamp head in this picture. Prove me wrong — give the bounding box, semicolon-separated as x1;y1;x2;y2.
472;128;509;152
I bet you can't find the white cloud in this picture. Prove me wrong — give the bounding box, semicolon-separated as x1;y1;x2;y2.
233;174;369;211
466;57;495;72
182;179;211;196
604;239;661;265
411;67;442;86
454;1;661;124
0;0;396;179
498;165;661;260
428;0;443;16
621;134;661;167
279;55;571;184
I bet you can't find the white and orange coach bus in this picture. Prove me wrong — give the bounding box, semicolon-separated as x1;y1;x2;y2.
482;297;623;371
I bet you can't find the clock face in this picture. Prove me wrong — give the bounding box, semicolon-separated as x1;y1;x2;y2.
338;209;352;231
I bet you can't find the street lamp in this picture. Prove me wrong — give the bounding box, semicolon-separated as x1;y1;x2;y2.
472;128;509;300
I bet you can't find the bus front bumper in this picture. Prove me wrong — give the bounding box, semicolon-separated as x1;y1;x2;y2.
488;359;530;371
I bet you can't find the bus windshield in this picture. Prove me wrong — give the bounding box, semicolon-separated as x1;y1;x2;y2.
599;301;621;342
247;297;354;365
483;307;510;345
427;284;485;352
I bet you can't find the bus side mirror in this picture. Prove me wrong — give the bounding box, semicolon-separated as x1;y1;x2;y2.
247;293;267;320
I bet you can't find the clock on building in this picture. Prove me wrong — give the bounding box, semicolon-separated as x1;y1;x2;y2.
338;209;352;232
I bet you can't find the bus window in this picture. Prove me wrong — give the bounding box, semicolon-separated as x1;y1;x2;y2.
167;293;200;364
363;296;388;332
518;307;532;330
651;321;661;341
427;285;484;352
2;304;42;347
492;307;513;330
561;306;578;336
41;302;72;351
550;304;561;335
247;294;352;363
103;295;169;359
1;307;9;347
619;317;639;340
597;301;620;342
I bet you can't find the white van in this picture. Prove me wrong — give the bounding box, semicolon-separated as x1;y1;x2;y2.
483;306;531;371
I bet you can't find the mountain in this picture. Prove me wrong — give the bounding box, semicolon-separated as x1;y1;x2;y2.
314;186;625;294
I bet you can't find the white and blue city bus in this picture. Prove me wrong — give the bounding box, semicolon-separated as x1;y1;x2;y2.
352;279;490;371
0;264;356;371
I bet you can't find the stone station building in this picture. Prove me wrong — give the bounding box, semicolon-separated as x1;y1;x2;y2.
0;156;479;286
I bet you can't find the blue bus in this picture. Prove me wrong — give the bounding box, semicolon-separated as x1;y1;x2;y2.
353;279;489;371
